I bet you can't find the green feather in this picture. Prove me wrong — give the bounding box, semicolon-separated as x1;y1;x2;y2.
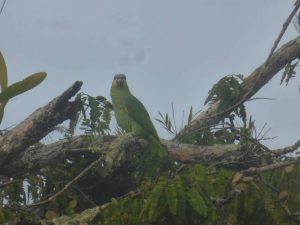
111;75;168;179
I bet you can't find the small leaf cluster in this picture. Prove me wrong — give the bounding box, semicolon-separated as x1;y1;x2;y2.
157;107;253;146
180;127;215;145
205;74;247;124
69;93;113;136
156;106;198;137
155;112;176;135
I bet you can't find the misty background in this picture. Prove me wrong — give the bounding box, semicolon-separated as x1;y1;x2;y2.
0;0;299;148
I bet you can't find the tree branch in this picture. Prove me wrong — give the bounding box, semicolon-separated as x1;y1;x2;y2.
273;139;300;156
1;132;274;177
28;134;142;207
176;7;300;140
0;81;83;169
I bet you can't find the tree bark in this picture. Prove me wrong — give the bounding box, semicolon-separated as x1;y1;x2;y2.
0;81;83;171
1;133;271;177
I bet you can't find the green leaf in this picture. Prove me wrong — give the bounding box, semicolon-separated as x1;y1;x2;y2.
140;181;164;222
188;106;193;124
165;113;169;124
148;183;164;221
0;52;8;92
0;102;6;125
0;72;46;102
165;183;178;215
186;187;207;217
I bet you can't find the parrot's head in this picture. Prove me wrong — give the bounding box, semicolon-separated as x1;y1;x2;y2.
112;73;128;89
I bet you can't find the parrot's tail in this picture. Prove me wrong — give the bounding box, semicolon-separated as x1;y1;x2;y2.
135;136;171;181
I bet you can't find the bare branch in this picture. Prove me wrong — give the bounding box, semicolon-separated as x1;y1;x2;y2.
0;81;83;168
0;179;21;188
247;97;276;102
162;139;241;164
273;139;300;156
242;160;298;176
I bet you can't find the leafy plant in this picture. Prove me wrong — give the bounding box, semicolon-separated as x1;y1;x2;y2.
155;112;176;135
205;74;247;124
76;93;113;136
156;106;201;137
0;51;47;125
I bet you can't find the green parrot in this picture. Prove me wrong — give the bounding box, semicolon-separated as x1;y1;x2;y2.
110;74;168;178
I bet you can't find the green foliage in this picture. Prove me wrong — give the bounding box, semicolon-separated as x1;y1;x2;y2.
186;187;207;217
180;127;215;145
155;112;176;135
157;76;250;147
0;51;47;125
281;61;298;85
0;72;47;102
99;165;225;225
165;183;178;215
74;93;112;136
179;115;255;146
141;178;166;221
0;207;14;224
0;52;8;92
205;74;247;124
204;74;243;107
156;106;199;137
187;106;194;125
1;152;300;225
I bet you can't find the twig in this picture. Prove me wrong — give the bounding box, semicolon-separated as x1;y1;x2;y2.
247;97;276;101
72;185;97;207
212;188;240;206
242;160;297;176
171;102;178;135
248;137;271;152
257;173;280;193
0;179;21;188
28;156;102;207
257;123;268;139
0;0;7;16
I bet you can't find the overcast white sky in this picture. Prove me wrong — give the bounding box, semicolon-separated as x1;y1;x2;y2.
0;0;299;148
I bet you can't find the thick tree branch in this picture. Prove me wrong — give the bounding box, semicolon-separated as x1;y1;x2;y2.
27;134;142;207
273;139;300;156
1;133;271;177
241;160;297;175
176;36;300;140
0;81;83;169
163;140;241;163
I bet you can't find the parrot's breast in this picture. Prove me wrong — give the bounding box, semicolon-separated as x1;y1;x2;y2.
111;91;132;132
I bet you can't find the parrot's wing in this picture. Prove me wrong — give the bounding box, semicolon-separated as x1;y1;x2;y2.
124;95;159;139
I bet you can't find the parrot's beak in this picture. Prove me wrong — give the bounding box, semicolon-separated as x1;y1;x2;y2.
115;78;124;87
